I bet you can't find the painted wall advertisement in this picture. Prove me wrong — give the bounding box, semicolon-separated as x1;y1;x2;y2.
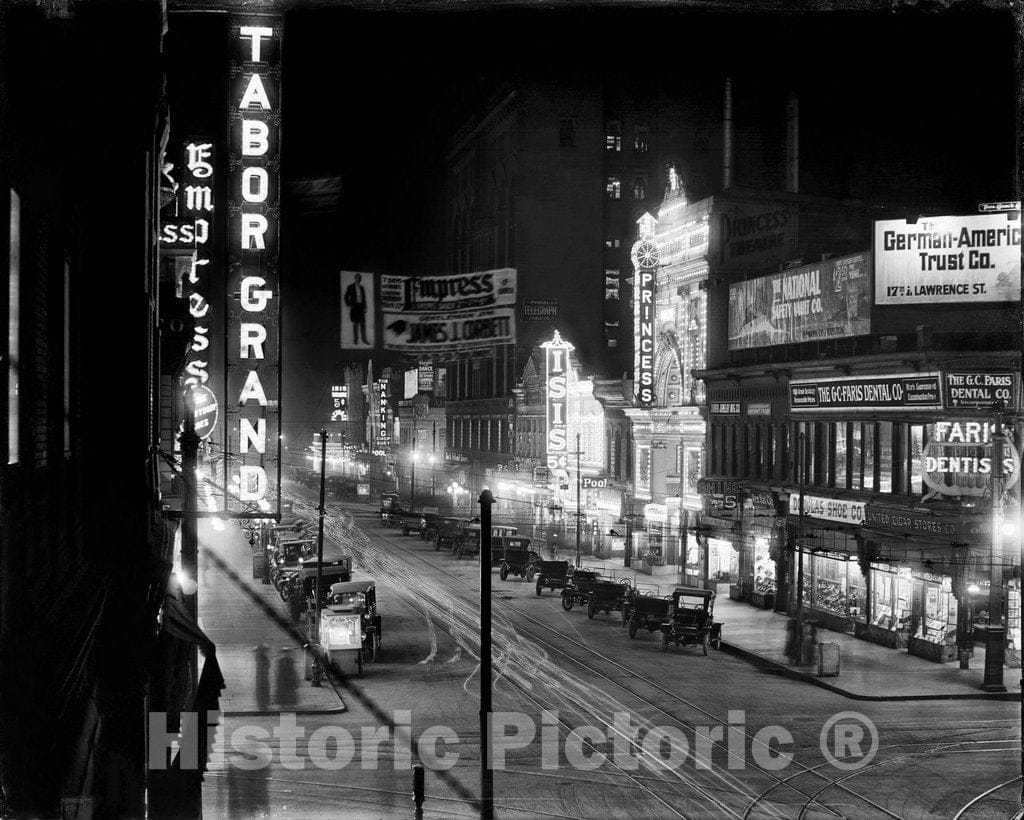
225;17;282;513
521;298;557;323
715;203;796;269
728;252;871;350
874;213;1021;305
790;373;942;411
381;268;516;352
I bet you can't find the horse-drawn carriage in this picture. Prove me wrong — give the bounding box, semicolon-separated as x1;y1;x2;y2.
660;587;723;654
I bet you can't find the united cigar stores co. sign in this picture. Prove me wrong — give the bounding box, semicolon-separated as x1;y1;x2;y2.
543;331;573;472
921;420;1020;498
227;18;281;508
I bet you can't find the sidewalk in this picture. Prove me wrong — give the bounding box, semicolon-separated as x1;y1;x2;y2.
575;554;1020;701
197;519;347;715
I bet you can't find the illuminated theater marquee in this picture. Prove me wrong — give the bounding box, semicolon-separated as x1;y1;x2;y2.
632;239;659;406
227;18;281;509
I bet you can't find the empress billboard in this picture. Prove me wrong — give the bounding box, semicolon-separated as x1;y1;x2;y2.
381;269;516;352
874;213;1021;305
728;252;871;350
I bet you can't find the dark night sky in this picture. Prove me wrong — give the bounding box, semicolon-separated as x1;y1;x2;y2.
164;2;1019;441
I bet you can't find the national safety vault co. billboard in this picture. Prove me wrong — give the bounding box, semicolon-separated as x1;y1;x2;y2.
381;269;516;352
874;213;1021;305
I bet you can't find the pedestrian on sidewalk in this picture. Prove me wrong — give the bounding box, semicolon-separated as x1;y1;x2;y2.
784;617;799;665
801;622;818;667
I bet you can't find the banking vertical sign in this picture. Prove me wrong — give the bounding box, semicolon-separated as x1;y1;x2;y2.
226;17;282;513
542;331;573;472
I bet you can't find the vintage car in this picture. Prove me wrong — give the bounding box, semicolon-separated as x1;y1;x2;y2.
428;517;466;551
284;553;353;621
660;587;723;654
269;538;316;594
534;559;570;596
321;579;381;676
379;492;402;524
454;523;519;560
625;589;674;638
497;537;539;580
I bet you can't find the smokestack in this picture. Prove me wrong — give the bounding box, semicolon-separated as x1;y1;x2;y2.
723;76;733;190
786;90;799;193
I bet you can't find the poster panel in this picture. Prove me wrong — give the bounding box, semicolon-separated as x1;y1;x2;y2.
340;270;376;350
728;252;871;350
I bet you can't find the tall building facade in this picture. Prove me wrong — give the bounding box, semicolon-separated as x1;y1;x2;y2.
443;76;720;491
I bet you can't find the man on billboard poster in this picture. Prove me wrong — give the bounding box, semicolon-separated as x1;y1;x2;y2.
340;270;375;349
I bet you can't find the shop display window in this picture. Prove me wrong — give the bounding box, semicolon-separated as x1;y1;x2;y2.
707;538;733;582
870;565;911;631
810;554;847;616
753;539;776;594
848;567;866;621
918;575;957;645
1008;580;1021;654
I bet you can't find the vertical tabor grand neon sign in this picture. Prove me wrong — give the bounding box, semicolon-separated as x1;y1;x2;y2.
542;330;573;472
226;17;281;511
632;238;660;407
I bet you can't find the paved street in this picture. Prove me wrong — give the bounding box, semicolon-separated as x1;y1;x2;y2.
202;484;1022;819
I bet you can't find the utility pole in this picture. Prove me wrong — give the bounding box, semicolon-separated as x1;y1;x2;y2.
575;432;582;569
479;489;495;820
983;405;1008;692
179;388;200;684
410;434;417;511
310;428;328;687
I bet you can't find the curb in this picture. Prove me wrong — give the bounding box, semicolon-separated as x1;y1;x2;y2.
719;640;1020;702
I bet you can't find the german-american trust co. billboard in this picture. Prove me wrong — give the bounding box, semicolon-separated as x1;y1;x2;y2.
225;17;282;513
874;212;1021;304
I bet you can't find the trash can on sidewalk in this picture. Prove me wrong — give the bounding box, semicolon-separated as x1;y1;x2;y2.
818;642;840;676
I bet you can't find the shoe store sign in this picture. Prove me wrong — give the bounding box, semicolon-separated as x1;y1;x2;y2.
788;494;866;525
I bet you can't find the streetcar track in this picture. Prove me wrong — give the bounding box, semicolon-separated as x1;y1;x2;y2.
298;497;1020;820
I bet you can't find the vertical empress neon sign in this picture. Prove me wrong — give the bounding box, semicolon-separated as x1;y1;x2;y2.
226;17;282;511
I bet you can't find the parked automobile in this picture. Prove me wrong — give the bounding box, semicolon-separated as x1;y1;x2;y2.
427;517;466;551
660;587;723;654
321;580;382;676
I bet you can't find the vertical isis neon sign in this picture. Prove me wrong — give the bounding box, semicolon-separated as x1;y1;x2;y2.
543;331;573;472
226;18;281;510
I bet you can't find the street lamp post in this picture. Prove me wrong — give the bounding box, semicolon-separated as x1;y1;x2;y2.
983;405;1008;692
575;432;582;569
410;436;417;511
310;428;328;687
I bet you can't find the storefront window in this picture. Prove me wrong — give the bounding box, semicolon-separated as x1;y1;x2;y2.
862;423;875;490
834;423;848;488
919;574;957;645
848;567;866;621
909;424;924;495
810;554;846;616
878;422;893;493
752;537;775;595
870;564;911;631
707;538;733;582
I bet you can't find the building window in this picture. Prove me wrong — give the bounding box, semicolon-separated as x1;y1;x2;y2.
834;423;848;488
634;124;649;153
632;176;647;200
604;237;621;249
607;338;617;348
63;257;70;455
605;177;621;200
605;120;621;151
878;421;893;492
909;424;925;496
559;118;575;147
8;189;20;465
604;269;620;300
